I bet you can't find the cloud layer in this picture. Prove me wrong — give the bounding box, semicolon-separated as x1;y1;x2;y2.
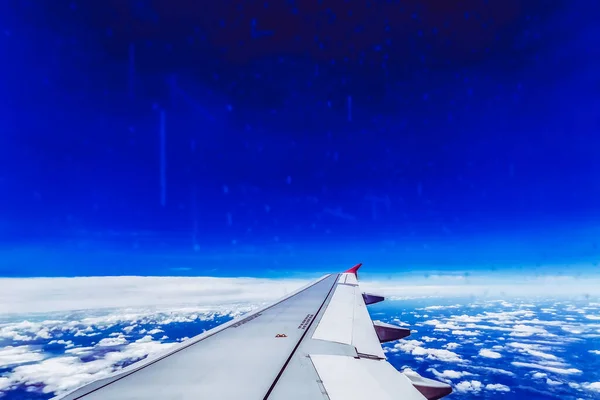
2;274;600;314
1;274;600;398
0;276;308;314
0;295;600;398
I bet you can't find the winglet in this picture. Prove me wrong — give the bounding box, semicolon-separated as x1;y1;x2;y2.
344;263;362;276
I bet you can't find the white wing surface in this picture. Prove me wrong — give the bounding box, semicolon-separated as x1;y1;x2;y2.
56;264;452;400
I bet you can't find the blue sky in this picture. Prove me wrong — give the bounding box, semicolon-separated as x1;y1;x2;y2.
0;1;599;278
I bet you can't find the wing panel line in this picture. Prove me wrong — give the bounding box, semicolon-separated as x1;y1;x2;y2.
263;274;340;400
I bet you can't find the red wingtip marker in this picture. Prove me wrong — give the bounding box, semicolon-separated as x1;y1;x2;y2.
344;263;362;276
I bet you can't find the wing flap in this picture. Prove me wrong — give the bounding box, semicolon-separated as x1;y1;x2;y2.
309;354;426;400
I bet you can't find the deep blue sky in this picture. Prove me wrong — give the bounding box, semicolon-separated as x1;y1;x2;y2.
0;0;599;277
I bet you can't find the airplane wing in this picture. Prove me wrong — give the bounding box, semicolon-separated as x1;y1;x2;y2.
56;264;452;400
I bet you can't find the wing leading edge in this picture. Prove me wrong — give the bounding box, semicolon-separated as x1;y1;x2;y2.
55;265;452;400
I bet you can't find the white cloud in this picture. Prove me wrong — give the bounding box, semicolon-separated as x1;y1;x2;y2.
422;305;461;310
485;383;510;392
2;274;600;315
64;347;94;356
479;349;502;359
0;321;38;342
0;376;12;391
508;324;551;337
455;380;482;393
473;366;515;377
361;275;600;299
571;381;600;392
560;326;583;334
36;328;52;339
392;340;463;363
532;372;547;379
411;348;462;363
444;343;460;350
451;330;480;336
0;276;310;314
511;362;582;375
423;320;462;330
135;335;153;343
546;378;562;386
584;382;600;392
48;340;74;349
0;303;254;358
0;346;44;368
427;368;475;380
589;350;600;355
10;356;114;395
123;325;136;334
401;367;420;377
525;349;558;360
96;337;128;347
461;323;513;333
2;337;173;396
450;315;482;323
507;342;558;360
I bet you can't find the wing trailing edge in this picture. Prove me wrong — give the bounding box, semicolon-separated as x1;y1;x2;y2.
362;292;385;305
373;320;411;343
358;263;453;400
404;373;453;400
